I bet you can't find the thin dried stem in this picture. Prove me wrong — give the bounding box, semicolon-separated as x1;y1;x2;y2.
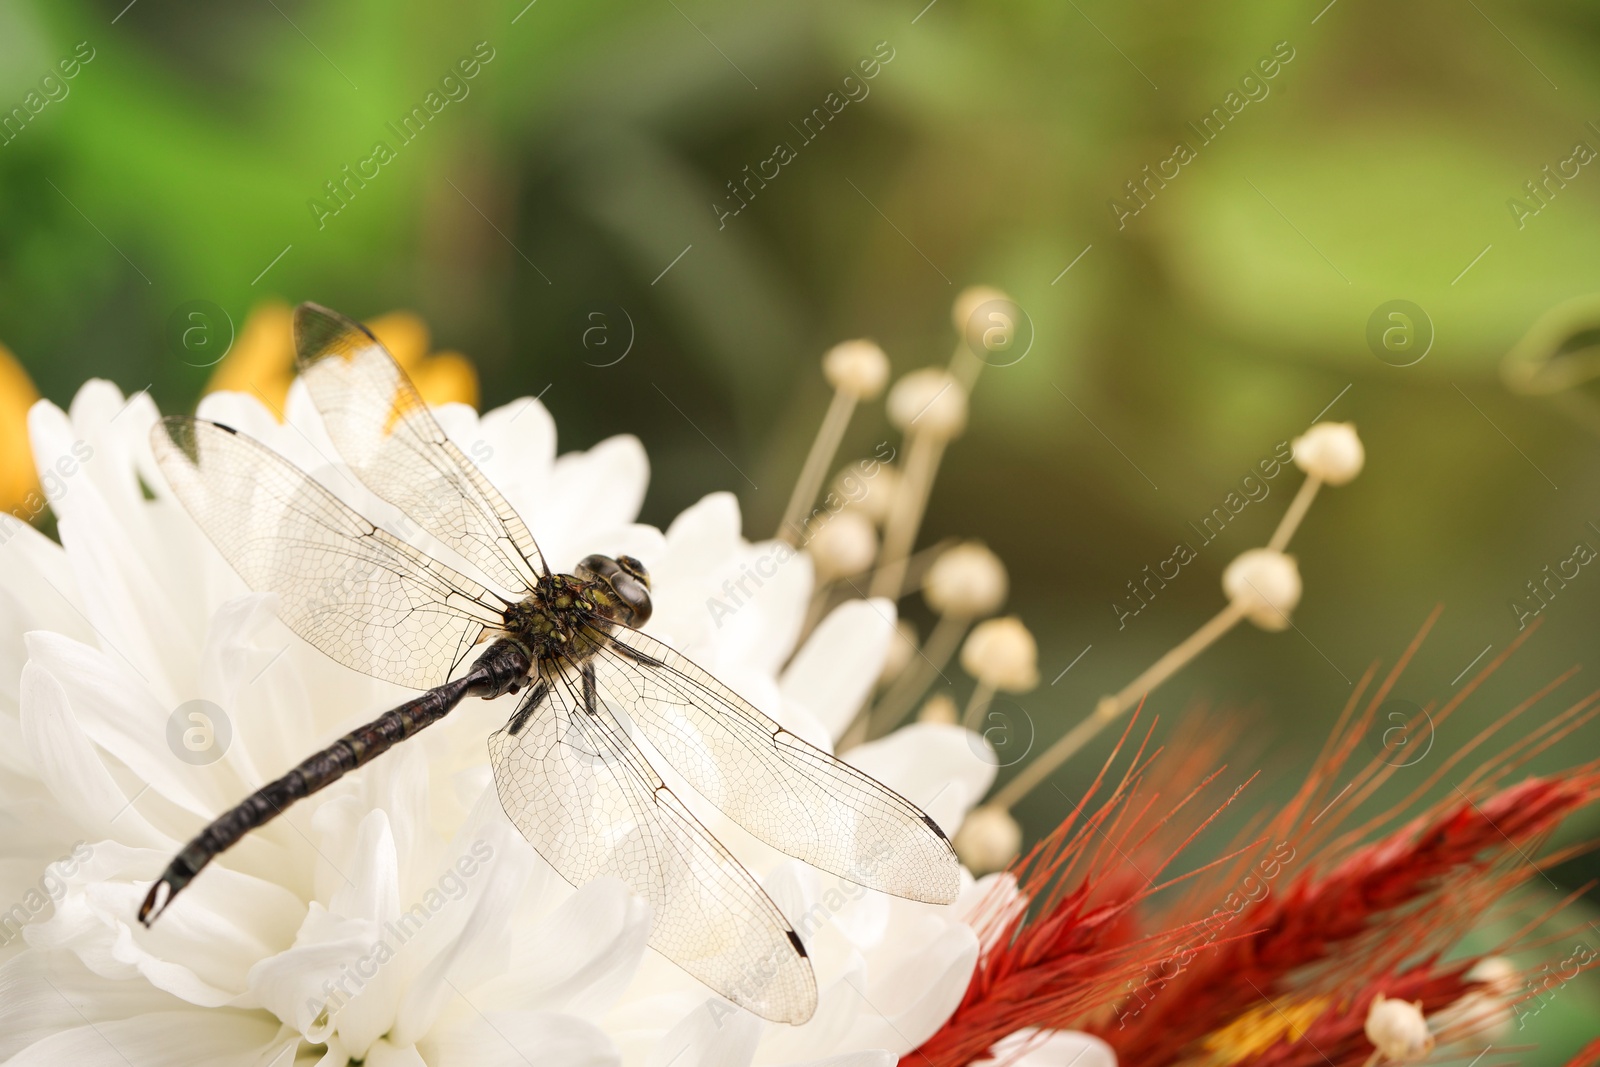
992;602;1246;811
870;430;946;597
777;389;857;544
1267;473;1321;551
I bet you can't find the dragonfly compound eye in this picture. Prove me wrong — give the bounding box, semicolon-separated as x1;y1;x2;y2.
616;554;650;589
576;554;653;626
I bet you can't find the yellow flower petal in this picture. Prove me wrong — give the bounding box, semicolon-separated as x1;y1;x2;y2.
408;351;480;409
0;340;42;514
203;304;479;419
205;302;296;417
1199;995;1329;1067
364;311;430;370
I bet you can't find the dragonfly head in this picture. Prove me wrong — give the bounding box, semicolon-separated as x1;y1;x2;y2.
575;553;653;628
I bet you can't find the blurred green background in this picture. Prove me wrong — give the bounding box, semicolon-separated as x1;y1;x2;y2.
4;0;1600;1052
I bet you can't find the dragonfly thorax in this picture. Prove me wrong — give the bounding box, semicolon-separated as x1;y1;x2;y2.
503;554;652;664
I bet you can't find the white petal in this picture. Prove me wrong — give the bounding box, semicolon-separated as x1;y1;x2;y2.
391;830;536;1044
4;1007;281;1066
845;724;996;836
976;1030;1117;1067
194;391;282;441
841;924;978;1053
780;1054;895;1067
18;660;169;847
780;599;896;743
471;876;650;1020
25;633;218;819
32;841;302;1006
755;955;868;1064
0;950;191;1062
0;516;93;661
247;903;381;1037
32;395;201;696
429;1010;620;1067
648;1000;763;1067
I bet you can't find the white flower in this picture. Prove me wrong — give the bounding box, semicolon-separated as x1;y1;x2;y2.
923;541;1007;619
0;379;1009;1067
822;341;890;401
950;805;1021;876
1292;422;1364;485
959;617;1038;693
806;511;877;582
1364;994;1434;1062
887;370;967;439
951;287;1012;333
1222;549;1302;631
975;1029;1115;1067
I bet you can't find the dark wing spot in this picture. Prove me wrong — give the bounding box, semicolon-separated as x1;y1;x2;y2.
922;813;951;842
787;929;807;958
213;422;238;435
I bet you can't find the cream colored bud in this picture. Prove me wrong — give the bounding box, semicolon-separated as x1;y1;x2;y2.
917;693;959;726
879;619;918;686
834;462;900;526
960;616;1039;692
1222;549;1302;631
952;286;1012;332
924;541;1008;617
1364;995;1434;1062
953;804;1021;875
807;511;877;581
823;340;890;400
888;368;967;437
1292;422;1365;486
1467;956;1518;998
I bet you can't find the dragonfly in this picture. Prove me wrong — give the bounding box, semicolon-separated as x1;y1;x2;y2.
137;303;959;1024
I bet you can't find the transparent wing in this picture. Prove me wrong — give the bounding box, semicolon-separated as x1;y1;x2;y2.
489;664;817;1024
589;625;961;904
151;417;507;690
294;302;544;596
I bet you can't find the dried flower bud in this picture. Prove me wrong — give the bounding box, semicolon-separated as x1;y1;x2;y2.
952;286;1012;332
1222;548;1302;631
807;511;878;582
823;339;890;400
917;693;959;726
888;368;967;438
1364;995;1434;1062
924;541;1008;617
1467;956;1518;998
960;616;1039;692
834;462;900;526
1292;422;1365;486
879;619;918;686
953;804;1021;875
